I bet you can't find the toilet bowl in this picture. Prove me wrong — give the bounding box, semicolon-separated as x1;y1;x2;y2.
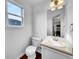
25;36;42;59
25;46;36;59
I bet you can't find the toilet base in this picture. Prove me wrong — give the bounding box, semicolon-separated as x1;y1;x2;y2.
28;54;36;59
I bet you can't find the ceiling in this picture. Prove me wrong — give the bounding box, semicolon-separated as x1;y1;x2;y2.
14;0;50;6
25;0;72;5
14;0;72;6
26;0;50;6
26;0;46;4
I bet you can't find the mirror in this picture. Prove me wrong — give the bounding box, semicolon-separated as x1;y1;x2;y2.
47;7;65;38
53;14;61;37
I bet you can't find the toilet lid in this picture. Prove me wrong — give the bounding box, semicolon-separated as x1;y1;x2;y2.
26;46;36;56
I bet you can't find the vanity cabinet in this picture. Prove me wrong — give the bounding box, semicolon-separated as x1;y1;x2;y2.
42;46;72;59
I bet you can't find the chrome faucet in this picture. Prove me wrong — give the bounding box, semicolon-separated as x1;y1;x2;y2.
53;38;58;41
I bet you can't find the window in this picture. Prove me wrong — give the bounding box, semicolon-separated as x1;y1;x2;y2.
7;0;24;27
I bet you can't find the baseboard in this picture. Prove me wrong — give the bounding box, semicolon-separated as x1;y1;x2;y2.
16;52;25;59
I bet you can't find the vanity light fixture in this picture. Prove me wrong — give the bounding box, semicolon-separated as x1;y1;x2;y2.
49;0;64;11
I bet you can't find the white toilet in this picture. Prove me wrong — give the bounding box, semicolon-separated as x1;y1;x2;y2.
25;36;42;59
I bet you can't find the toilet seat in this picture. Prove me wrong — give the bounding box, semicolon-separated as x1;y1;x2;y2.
25;36;42;59
25;46;37;56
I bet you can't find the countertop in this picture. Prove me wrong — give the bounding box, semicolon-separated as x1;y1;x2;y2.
41;36;73;56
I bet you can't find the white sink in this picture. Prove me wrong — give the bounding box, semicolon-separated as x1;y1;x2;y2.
50;37;66;48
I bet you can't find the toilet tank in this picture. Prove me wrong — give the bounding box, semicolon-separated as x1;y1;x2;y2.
32;36;42;47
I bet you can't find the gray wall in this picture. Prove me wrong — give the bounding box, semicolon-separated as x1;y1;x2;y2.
5;0;32;59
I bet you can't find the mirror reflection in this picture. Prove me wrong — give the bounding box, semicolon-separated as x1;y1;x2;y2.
47;6;65;38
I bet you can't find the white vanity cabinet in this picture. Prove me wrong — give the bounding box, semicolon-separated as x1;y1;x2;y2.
42;46;72;59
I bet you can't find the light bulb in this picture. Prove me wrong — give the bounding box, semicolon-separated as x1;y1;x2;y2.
51;8;55;11
58;5;63;9
49;0;64;11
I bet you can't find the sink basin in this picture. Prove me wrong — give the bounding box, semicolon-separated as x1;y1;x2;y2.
50;37;66;48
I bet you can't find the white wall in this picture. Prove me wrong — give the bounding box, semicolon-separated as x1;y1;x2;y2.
5;0;32;59
65;0;73;44
32;0;50;39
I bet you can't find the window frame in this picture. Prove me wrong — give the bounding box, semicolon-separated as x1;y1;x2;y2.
7;0;24;27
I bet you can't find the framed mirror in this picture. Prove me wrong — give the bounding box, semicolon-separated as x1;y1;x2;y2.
47;7;65;38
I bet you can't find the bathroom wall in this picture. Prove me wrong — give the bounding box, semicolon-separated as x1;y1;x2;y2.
5;0;32;59
65;0;73;44
32;0;50;39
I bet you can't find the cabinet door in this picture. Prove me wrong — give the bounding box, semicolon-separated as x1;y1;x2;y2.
42;46;72;59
